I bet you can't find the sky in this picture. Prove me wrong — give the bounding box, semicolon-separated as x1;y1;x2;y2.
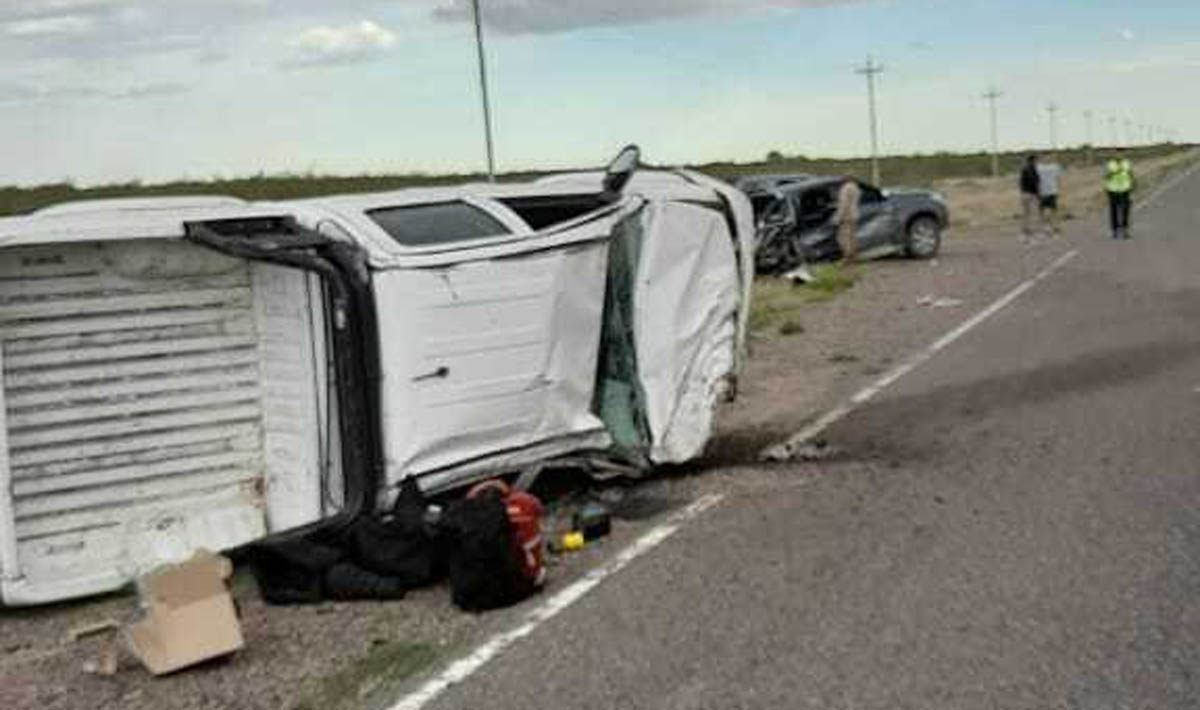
1;0;1197;186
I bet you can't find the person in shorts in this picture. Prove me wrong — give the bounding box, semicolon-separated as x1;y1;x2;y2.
1036;154;1064;236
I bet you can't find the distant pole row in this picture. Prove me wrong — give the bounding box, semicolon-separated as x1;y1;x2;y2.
970;83;1180;177
850;58;1180;186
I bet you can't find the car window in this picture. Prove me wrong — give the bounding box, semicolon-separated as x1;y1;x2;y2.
795;187;835;215
366;201;511;247
858;183;885;204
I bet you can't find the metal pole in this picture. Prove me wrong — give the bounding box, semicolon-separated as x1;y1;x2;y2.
1084;110;1094;163
983;87;1002;178
1047;102;1058;150
855;56;884;185
471;0;496;181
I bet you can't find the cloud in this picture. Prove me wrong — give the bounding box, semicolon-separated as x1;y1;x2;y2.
281;19;398;69
112;82;192;99
0;80;191;104
430;0;858;34
196;47;232;65
4;14;95;36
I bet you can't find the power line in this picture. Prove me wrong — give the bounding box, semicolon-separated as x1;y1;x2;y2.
855;55;884;185
471;0;496;181
982;86;1003;178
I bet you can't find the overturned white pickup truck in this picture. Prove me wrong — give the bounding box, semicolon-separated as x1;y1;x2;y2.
0;153;754;604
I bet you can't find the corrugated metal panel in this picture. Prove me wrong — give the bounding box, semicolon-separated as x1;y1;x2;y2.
0;239;271;596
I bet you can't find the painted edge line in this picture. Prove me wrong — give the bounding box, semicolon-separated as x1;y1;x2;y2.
387;492;726;710
1134;149;1200;212
763;248;1079;459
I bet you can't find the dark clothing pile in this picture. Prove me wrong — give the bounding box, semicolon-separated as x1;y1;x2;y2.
248;478;537;612
248;478;436;604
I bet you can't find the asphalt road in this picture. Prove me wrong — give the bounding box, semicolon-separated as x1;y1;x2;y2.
413;171;1200;710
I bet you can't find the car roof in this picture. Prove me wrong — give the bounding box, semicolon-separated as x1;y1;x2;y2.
750;176;844;195
33;195;247;216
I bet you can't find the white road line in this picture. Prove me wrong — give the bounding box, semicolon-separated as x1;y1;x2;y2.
762;249;1080;460
1134;150;1200;212
387;493;726;710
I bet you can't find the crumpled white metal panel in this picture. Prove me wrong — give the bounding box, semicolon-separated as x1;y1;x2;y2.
0;239;321;605
634;202;741;463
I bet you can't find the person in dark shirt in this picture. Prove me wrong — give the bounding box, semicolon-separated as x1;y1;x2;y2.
1019;154;1041;242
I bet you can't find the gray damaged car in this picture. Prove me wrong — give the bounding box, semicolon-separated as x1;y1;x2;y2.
740;175;949;274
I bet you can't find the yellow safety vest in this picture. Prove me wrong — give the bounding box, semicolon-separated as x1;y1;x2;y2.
1106;159;1133;193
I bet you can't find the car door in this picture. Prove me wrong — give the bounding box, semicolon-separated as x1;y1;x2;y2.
854;182;902;251
790;186;839;258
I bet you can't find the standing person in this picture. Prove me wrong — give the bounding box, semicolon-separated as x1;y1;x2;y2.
833;177;861;267
1019;154;1041;242
1105;150;1135;239
1036;153;1064;236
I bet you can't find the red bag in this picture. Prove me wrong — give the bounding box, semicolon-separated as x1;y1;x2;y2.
466;480;546;588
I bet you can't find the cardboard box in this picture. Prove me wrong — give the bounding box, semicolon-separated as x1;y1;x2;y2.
125;549;244;676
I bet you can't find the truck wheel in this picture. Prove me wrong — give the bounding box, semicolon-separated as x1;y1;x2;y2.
905;215;941;258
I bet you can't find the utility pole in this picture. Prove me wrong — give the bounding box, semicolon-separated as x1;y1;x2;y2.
983;86;1002;178
1046;102;1058;150
855;55;884;185
1084;110;1094;163
1124;119;1133;146
1109;116;1118;146
471;0;496;181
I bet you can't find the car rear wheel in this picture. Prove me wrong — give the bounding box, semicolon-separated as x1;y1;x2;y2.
905;215;941;258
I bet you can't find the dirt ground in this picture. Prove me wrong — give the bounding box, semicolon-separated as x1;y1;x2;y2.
0;152;1193;710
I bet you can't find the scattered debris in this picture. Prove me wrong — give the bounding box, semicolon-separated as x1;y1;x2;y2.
68;619;121;643
918;294;964;308
783;264;815;284
573;501;613;541
595;489;676;521
555;532;586;553
126;550;244;676
71;619;121;677
760;438;841;463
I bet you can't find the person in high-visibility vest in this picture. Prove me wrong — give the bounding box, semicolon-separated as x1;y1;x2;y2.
1105;151;1135;240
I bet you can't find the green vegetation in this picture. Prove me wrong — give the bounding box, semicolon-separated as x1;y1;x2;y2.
706;143;1187;188
1;144;1189;217
750;265;858;335
292;640;440;710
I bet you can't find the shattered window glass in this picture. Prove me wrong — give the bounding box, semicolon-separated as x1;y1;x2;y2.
367;201;510;247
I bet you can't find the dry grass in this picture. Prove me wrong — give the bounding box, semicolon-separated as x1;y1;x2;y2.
937;149;1198;229
750;265;858;335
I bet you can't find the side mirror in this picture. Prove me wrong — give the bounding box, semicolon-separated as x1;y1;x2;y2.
602;144;640;199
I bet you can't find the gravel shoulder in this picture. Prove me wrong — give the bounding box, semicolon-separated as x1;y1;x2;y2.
0;155;1191;710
